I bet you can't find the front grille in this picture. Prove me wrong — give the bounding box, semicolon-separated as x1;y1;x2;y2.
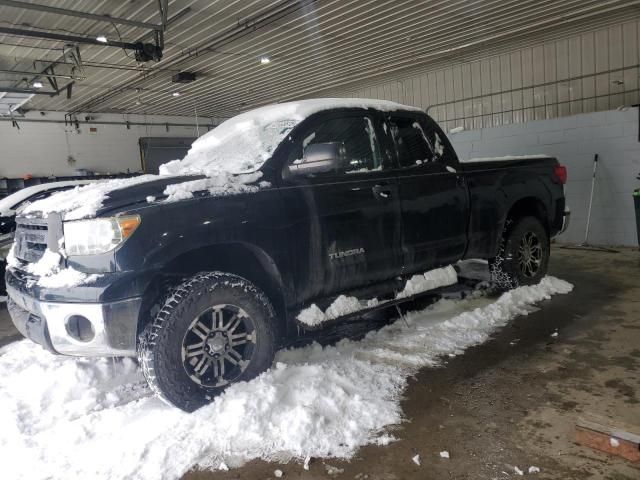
14;217;49;263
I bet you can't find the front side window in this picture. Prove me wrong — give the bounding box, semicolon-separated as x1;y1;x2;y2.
287;115;383;175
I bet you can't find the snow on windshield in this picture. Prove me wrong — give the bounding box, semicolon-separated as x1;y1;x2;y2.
22;99;418;220
160;98;419;176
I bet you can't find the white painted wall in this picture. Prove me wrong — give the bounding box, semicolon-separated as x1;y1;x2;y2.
448;108;640;247
0;111;212;178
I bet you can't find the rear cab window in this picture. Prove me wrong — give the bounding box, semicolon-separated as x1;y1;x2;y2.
386;113;457;170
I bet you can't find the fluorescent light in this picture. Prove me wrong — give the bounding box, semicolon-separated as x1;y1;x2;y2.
96;35;108;43
32;81;43;89
260;56;271;64
171;91;181;97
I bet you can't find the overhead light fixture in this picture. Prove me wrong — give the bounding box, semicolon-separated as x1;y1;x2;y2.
32;81;43;89
96;35;108;43
172;91;181;97
172;72;197;83
260;56;271;64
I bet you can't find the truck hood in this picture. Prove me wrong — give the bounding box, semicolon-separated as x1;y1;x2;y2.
20;171;263;221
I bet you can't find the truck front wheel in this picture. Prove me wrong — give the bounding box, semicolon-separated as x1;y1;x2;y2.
489;216;550;290
138;272;276;412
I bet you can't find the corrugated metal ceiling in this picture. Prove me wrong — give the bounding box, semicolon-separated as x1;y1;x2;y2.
1;0;639;118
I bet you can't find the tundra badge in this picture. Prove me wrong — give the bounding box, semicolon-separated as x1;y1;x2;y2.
329;247;365;260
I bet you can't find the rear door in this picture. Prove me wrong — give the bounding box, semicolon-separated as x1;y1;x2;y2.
385;113;469;273
277;110;403;305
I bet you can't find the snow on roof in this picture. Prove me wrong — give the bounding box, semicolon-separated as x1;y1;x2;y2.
160;98;421;176
23;99;420;220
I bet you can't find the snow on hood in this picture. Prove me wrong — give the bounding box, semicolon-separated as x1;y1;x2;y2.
0;277;572;480
22;99;418;220
21;175;159;220
0;180;92;217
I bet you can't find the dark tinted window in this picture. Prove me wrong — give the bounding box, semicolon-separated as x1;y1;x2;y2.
388;117;435;168
288;115;382;175
389;117;444;168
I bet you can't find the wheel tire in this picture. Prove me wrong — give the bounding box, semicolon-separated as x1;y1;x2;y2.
138;272;276;412
488;216;550;291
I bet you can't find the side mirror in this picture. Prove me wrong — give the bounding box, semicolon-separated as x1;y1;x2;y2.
289;142;344;176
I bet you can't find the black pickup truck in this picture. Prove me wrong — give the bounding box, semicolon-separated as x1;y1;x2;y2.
5;99;569;411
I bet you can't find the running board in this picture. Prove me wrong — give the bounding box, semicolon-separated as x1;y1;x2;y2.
293;278;480;332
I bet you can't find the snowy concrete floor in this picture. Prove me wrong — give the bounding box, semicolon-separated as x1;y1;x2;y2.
183;247;640;480
0;247;638;479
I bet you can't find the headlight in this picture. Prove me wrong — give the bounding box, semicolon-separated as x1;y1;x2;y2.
63;215;140;256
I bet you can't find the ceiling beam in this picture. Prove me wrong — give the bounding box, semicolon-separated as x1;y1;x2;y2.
0;68;85;80
0;0;163;31
0;87;57;97
158;0;169;30
0;26;137;49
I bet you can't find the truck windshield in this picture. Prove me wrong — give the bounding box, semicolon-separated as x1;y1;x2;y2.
158;98;420;177
159;108;300;177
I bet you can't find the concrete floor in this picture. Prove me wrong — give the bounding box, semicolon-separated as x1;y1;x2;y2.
1;247;639;479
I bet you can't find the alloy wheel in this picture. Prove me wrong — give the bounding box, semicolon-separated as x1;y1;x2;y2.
181;304;256;387
517;231;542;278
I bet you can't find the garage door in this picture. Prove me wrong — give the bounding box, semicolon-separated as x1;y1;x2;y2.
139;137;196;174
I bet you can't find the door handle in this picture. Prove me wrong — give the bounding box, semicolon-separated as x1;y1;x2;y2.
372;183;393;199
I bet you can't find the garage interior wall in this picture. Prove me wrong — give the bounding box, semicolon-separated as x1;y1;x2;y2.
329;20;640;133
449;108;639;247
321;19;639;247
0;112;210;178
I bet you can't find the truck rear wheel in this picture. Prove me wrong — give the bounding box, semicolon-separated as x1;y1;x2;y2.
138;272;276;412
489;216;550;290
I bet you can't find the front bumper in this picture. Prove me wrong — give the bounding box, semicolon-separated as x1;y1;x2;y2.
6;280;141;357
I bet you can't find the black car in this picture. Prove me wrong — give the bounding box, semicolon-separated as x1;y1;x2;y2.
5;99;569;411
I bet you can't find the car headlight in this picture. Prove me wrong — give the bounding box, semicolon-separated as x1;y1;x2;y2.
63;215;140;256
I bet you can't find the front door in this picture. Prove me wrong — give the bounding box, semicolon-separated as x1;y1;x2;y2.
276;110;403;305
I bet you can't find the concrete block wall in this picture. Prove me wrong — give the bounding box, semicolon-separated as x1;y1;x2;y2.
0;111;213;178
448;108;640;247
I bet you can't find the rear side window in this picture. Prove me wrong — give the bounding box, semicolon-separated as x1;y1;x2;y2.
389;116;447;168
287;115;383;175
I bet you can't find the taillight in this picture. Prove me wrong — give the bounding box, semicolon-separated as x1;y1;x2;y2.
553;165;567;184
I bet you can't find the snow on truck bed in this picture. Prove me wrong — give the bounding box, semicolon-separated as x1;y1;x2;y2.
0;277;572;480
23;99;418;221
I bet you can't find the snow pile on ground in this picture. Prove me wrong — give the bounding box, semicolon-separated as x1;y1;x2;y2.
0;276;572;480
298;265;457;327
396;265;457;299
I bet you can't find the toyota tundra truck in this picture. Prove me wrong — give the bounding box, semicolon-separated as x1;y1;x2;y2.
5;98;569;411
